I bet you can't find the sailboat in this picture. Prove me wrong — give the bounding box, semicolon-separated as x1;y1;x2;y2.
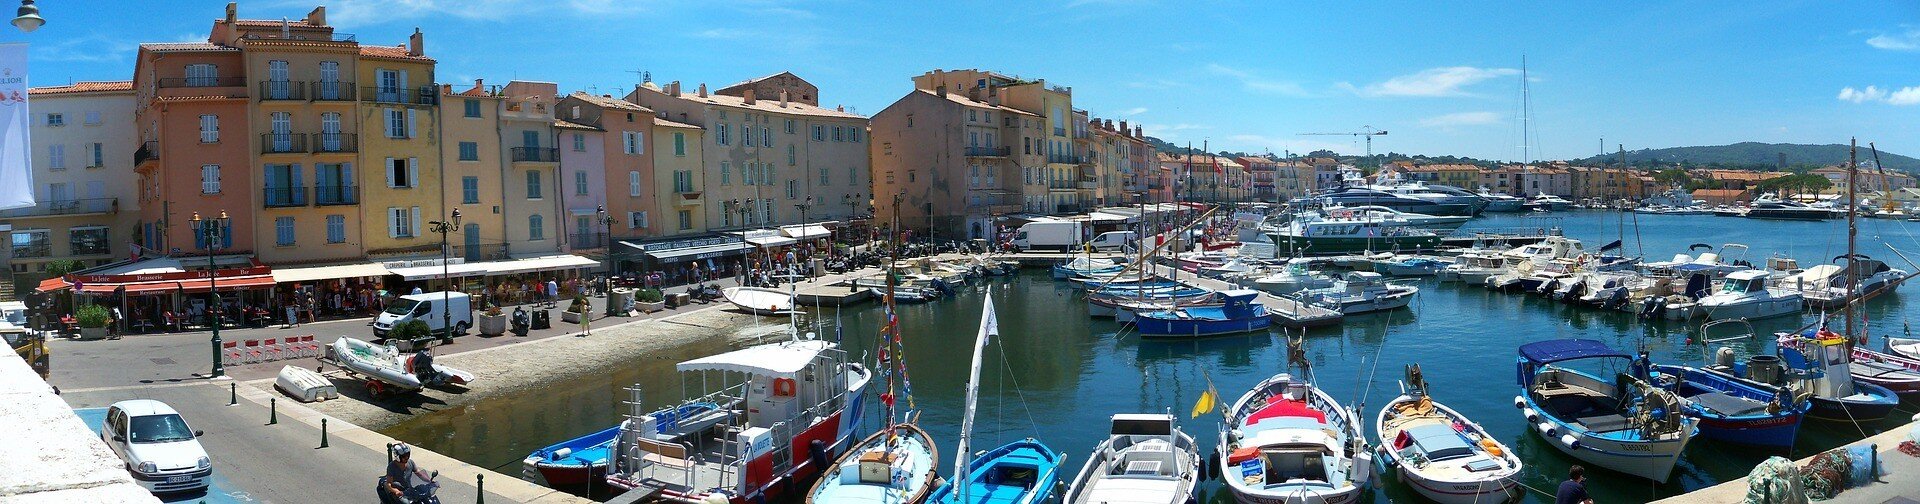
810;254;941;504
925;291;1064;504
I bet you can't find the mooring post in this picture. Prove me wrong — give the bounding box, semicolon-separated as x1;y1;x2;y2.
268;397;278;425
229;382;237;405
319;418;329;448
475;473;485;504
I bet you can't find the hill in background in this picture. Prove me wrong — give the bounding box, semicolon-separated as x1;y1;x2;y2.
1565;142;1915;172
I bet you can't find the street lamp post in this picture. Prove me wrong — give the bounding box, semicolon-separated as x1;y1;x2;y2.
794;196;814;279
596;205;617;315
428;208;461;345
190;211;229;378
12;0;43;32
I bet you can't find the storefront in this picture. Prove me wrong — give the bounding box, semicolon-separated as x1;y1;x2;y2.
61;259;277;333
384;254;599;308
625;234;750;285
270;263;393;322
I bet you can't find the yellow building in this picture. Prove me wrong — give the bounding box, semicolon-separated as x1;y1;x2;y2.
354;31;443;259
438;81;506;261
653;118;707;236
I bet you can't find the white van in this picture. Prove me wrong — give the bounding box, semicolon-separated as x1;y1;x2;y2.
1087;231;1137;251
373;291;473;339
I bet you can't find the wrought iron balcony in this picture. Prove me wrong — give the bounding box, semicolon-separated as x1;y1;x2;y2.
259;80;306;100
363;86;438;106
310;81;356;101
965;146;1010;158
511;147;559;162
261;133;307;154
134;141;159;165
263;186;309;208
313;133;357;153
0;197;116;219
315;185;359;206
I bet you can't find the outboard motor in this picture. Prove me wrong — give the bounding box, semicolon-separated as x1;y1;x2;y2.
1638;296;1665;319
1714;347;1737;370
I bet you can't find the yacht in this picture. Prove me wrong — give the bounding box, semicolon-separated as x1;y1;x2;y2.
1266;212;1442;256
1370;178;1489;216
1301;271;1418;315
1524;194;1572;211
1296;185;1471;216
1744;196;1842;221
1324;205;1470;230
1248;258;1334;295
1782;256;1905;309
1477;189;1526;213
1669;269;1805;321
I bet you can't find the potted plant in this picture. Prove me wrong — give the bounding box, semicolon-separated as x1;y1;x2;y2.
389;319;433;351
636;288;665;313
476;303;507;336
562;294;590;324
75;304;110;340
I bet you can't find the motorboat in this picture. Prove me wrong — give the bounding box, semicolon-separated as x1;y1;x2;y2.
1711;206;1749;217
1887;337;1920;362
1573;270;1652;310
1379;257;1448;277
1744;196;1843;221
1071;270;1161;289
522;426;620;491
1513;339;1696;482
1062;414;1200;504
1785;256;1906;309
1782;335;1920;397
1476;190;1526;213
1679;270;1804;321
806;423;942;504
1133;290;1272;338
1484;235;1585;291
323;337;475;395
1376;365;1521;504
1298;185;1469;216
1771;331;1903;423
1647;359;1806;449
871;286;936;304
1217;360;1372;503
1327;205;1471;230
605;335;873;503
1440;251;1507;284
1199;257;1258;279
1054;257;1124;279
1302;272;1417;315
1369;180;1489;216
1266;212;1441;256
1524;194;1571;211
926;291;1063;504
1249;259;1334;295
722;286;797;315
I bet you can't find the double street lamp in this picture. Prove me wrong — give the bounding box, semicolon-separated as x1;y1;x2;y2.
428;208;461;345
596;205;618;315
190;211;229;378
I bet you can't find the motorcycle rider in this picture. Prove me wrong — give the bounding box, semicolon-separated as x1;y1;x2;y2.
382;443;422;504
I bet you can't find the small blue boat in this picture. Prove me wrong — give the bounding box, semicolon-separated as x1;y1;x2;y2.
925;439;1062;504
1648;363;1806;449
521;426;618;489
1133;290;1271;338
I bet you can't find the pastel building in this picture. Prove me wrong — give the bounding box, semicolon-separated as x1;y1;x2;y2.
652;118;707;236
555;92;647;252
5;82;138;291
132;35;255;258
869;86;1035;239
354;29;441;260
497;82;562;257
438;81;507;261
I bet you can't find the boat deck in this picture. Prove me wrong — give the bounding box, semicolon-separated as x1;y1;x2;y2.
1145;264;1342;327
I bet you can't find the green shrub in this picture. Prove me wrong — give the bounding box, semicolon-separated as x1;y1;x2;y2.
391;320;432;340
567;294;590;313
75;304;110;328
636;288;664;303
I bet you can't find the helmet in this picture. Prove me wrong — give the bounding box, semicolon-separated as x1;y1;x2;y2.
392;443;412;458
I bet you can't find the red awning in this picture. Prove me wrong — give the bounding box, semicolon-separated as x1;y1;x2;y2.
175;275;276;293
77;280;181;294
36;277;71;292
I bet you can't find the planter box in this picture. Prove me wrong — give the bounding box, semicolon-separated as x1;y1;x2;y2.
477;314;507;336
638;300;665;313
79;327;108;340
562;311;585;324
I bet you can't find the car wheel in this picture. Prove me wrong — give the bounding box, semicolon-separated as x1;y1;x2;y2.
455;322;470;335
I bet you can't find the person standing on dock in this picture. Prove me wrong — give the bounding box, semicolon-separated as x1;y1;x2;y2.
1556;465;1592;504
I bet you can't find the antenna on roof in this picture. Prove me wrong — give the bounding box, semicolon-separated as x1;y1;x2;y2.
627;68;649;89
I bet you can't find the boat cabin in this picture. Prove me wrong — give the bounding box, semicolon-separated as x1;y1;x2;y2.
1717;270;1770;295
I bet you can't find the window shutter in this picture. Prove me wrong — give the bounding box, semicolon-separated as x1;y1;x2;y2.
407;158;419;188
388;208;400;238
342;163;353;187
193;226;206;250
222;223;233;249
385;158;396;187
411;206;422;237
290;164;304;189
406;109;417;138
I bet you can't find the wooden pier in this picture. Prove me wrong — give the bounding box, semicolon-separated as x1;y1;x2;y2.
1143;263;1344;327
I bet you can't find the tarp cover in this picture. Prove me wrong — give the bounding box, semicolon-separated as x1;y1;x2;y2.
1518;339;1629;364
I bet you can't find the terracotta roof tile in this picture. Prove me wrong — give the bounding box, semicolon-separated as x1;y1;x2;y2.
31;81;133;95
358;45;433;63
230;19;321;27
570;92;651;113
552;119;601;131
920;89;1038;117
140;42;234;53
644;88;864;119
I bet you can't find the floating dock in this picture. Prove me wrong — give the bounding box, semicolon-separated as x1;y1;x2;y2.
1143;263;1344;327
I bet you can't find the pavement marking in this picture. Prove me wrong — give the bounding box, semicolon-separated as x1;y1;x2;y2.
73;407;253;504
61;378;227;394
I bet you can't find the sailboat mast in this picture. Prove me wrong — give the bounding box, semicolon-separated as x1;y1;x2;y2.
954;292;999;504
1845;139;1858;340
1521;56;1532;166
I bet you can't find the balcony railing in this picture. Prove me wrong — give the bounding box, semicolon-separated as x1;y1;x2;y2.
313;133;357;153
571;232;609;249
263;186;309;208
511;147;559;162
11;243;48;259
1047;179;1077;190
310;81;356;101
158;76;245;88
71;237;110;256
238;31;356;43
1078;181;1098;190
0;197;116;218
134;141;158;165
363;86;438;106
1047;154;1085;164
965;146;1010;157
261;133;308;154
259;80;306;100
315;185;359;206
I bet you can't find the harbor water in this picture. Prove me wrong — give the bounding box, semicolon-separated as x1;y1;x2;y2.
384;211;1920;503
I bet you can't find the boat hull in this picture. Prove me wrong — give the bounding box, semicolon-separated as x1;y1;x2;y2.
1806;387;1900;424
1135;314;1272;338
1271;235;1442;256
522;426;619;489
1518;394;1691;483
1394;468;1520;504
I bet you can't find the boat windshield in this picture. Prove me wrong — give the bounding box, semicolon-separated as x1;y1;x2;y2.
385;299;422;316
1719;277;1759;294
128;414;195;444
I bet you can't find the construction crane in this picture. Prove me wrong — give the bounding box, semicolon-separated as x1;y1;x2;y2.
1298;126;1388;168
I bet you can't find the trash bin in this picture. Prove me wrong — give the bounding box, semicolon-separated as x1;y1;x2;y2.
608;288;633;316
530;309;551;330
667;292;689;308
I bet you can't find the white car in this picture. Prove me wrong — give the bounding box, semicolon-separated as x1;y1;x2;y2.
100;400;212;494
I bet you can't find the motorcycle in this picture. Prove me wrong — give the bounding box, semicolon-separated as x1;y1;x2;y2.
378;444;441;504
509;308;530;336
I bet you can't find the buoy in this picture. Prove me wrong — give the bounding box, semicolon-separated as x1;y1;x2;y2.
1512;396;1526;409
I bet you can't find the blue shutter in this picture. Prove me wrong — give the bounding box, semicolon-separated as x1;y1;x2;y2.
222;223;233;249
192;226;206;250
290;164;305;204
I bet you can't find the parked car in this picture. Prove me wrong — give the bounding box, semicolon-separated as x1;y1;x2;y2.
100;400;212;494
1087;231;1138;251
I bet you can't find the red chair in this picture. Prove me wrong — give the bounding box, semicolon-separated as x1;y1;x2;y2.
242;340;263;364
221;340;242;365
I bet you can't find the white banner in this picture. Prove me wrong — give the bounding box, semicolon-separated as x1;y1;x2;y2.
0;43;27;211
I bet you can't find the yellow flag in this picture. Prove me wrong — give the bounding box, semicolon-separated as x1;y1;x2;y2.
1190;388;1217;418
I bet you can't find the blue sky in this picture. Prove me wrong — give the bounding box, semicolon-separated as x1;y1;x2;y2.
20;0;1920;161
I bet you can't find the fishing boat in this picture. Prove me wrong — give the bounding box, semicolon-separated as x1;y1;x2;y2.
1054;257;1124;279
1513;339;1696;482
521;426;619;490
1484;236;1585;291
1062;414;1200;504
722;286;796;315
1087;287;1215;318
808;423;941;504
1772;331;1902;423
1646;358;1806;449
604;335;873;503
1886;337;1920;362
926;291;1064;504
323;337;475;395
1250;259;1334;295
1375;365;1522;504
1216;337;1372;503
1133;290;1271;338
1438;251;1505;284
1300;272;1417;315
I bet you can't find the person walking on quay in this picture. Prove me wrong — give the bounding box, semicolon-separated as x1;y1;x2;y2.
546;279;560;308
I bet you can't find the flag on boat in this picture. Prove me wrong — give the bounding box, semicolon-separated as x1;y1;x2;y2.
1191;370;1221;418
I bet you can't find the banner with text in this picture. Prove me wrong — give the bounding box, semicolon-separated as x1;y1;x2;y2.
0;43;29;211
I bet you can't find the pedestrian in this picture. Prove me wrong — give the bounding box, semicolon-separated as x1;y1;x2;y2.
546;279;559;308
576;298;592;337
1555;465;1591;504
410;285;423;295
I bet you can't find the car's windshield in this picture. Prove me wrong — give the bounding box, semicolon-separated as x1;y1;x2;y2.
128;414;194;444
384;299;420;316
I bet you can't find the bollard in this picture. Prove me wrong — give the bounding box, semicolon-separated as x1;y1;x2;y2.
229;383;237;406
476;473;485;504
319;418;329;448
268;398;278;425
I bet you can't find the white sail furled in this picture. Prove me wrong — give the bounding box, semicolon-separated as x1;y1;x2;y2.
954;290;998;504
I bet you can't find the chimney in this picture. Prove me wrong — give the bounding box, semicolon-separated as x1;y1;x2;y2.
697;83;707;97
407;28;424;56
224;2;237;23
1119;120;1129;134
669;81;680;96
473;78;483;91
836;105;844;112
440;84;452;94
779;90;789;107
1134;126;1142;137
306;6;326;26
743;88;755;105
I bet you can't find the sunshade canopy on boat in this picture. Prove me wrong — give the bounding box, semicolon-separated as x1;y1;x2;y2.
677;339;830;378
1518;339;1629;365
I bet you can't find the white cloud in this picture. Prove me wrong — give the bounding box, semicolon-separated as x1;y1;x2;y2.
1889;87;1920;106
1866;27;1920;51
693;28;756;40
1351;66;1519;97
1204;64;1311;97
1119;107;1149;116
1419;111;1503;128
1838;85;1888;103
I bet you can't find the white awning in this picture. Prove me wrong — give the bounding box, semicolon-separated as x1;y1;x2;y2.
1087;212;1134;222
638;242;749;261
487;254;600;275
677;340;832;377
386;261;492;281
271;263;391;284
779;225;831;240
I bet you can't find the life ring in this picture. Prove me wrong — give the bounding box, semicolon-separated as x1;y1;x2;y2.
773;377;797;397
